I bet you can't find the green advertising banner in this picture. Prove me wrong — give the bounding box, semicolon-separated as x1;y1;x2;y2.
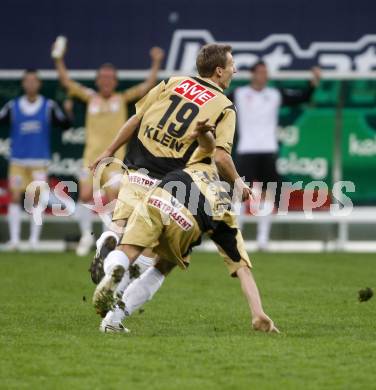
274;80;376;204
0;79;375;205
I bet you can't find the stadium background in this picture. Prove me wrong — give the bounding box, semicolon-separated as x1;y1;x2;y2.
1;2;376;389
0;0;375;238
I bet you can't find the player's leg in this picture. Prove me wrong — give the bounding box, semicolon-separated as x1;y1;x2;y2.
28;167;48;249
120;257;174;314
235;152;258;224
255;190;274;251
100;257;175;333
91;170;156;286
116;246;156;296
75;170;95;256
93;223;156;286
92;169;136;275
89;224;122;285
88;167;124;283
93;201;163;316
99;188;197;333
7;164;25;249
253;153;279;251
93;243;143;317
102;187;118;232
100;165;122;233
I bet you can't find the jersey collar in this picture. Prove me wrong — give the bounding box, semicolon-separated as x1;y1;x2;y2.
192;76;224;94
20;95;43;115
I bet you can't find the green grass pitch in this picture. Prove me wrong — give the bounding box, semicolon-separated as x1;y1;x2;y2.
1;251;375;389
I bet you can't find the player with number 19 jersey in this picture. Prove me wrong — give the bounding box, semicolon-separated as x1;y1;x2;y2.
112;75;236;222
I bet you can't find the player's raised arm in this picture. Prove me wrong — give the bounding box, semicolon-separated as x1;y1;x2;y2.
236;266;279;333
123;47;165;102
52;37;93;102
89;114;141;172
280;66;321;106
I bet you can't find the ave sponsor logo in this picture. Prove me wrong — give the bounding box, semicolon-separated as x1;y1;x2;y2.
174;79;216;106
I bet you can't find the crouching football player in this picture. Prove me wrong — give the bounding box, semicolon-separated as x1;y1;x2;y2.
93;123;279;334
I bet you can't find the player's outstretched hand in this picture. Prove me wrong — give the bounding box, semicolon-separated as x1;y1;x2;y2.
241;186;253;202
190;119;215;139
51;36;67;60
89;149;114;173
233;179;254;202
252;313;280;334
63;99;74;116
150;47;165;63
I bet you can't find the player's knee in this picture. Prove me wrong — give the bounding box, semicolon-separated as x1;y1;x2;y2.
10;190;22;203
142;247;156;259
114;219;127;229
155;259;176;276
33;188;41;206
79;187;93;203
118;244;143;263
105;188;119;202
107;219;127;235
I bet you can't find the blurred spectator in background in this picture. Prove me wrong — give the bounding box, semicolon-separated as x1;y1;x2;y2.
232;62;321;250
53;39;164;256
0;69;71;250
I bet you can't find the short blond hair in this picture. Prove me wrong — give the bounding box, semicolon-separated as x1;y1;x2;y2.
196;44;232;78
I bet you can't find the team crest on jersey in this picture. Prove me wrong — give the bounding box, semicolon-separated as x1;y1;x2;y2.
174;79;216;106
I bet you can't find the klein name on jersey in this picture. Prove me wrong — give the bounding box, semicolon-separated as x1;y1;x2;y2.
144;125;184;152
148;196;194;231
174;79;216;106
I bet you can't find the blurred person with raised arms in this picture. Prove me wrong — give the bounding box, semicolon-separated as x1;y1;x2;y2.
52;37;165;256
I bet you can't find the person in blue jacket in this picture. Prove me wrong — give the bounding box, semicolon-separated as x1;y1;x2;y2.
0;69;71;250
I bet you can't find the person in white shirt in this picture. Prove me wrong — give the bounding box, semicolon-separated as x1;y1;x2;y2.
232;61;321;250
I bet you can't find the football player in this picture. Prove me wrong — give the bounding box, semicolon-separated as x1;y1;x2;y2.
89;44;252;295
94;122;278;334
